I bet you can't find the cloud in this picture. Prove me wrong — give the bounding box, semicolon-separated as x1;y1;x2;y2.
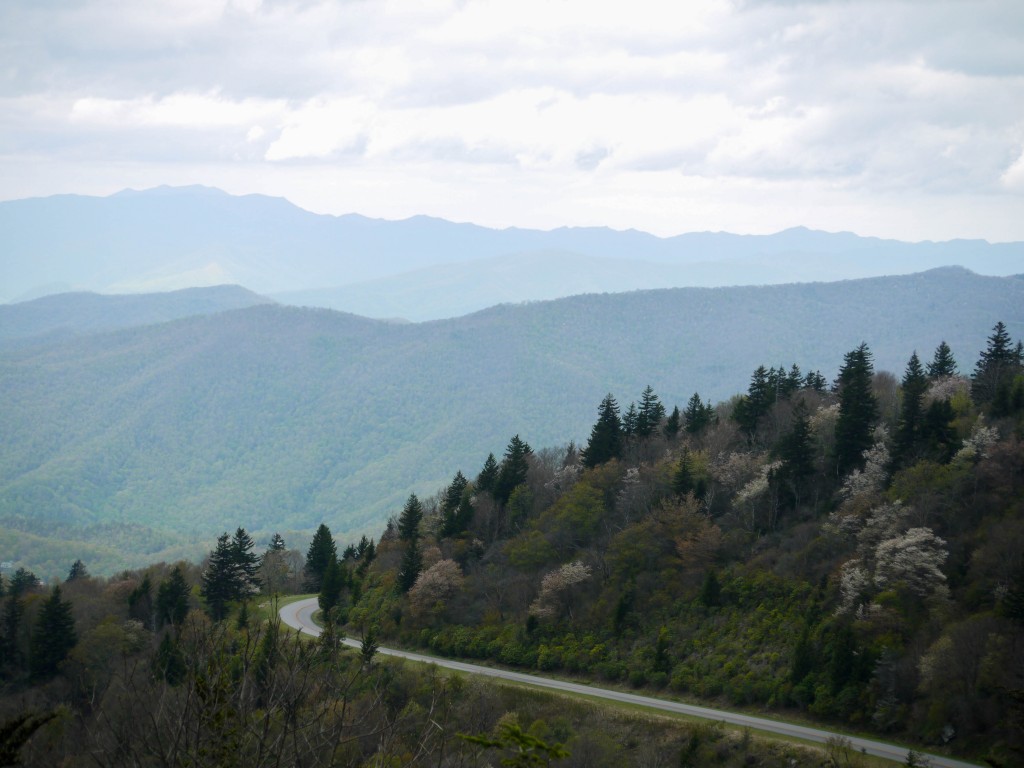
1;0;1022;241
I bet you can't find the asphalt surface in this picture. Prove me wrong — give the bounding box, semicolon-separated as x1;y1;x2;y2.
279;597;978;768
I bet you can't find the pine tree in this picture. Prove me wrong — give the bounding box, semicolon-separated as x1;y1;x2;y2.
776;399;815;507
684;392;715;434
663;405;681;441
8;568;39;598
156;565;191;629
397;537;423;593
581;394;623;468
440;472;473;538
635;385;665;438
398;494;424;542
201;533;241;621
803;370;828;392
231;527;261;596
476;453;499;495
734;365;772;441
304;524;337;593
495;435;532;505
622;402;638;438
128;574;154;628
893;352;928;469
834;343;879;476
927;340;958;378
318;557;344;616
972;321;1022;405
268;532;286;551
672;450;694;497
66;560;88;582
0;595;25;674
28;586;77;680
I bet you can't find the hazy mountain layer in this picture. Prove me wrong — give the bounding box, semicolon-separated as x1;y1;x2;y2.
4;186;1024;314
1;267;1021;575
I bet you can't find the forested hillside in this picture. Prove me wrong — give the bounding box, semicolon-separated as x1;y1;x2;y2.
323;321;1024;765
1;269;1022;576
2;321;1021;766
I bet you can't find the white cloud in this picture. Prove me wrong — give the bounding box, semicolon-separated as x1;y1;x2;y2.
1;0;1022;241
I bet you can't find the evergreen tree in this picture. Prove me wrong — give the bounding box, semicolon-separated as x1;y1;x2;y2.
201;533;241;621
699;569;722;607
476;453;499;495
397;537;423;593
734;365;772;441
231;527;261;596
128;574;154;628
834;343;879;476
318;557;344;616
268;532;286;551
635;385;666;438
663;405;681;441
8;568;38;598
66;560;88;582
803;370;828;392
304;524;337;593
684;392;715;434
776;399;815;506
156;565;191;629
495;435;532;505
440;472;474;538
581;394;623;468
28;586;76;680
892;352;928;469
972;321;1022;405
0;596;25;674
927;340;958;378
621;402;638;438
154;632;186;686
398;493;424;541
672;450;694;497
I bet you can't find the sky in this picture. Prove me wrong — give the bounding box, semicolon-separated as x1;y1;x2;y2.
1;0;1023;242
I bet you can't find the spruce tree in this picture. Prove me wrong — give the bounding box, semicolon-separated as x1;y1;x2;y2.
892;352;928;469
834;343;879;476
663;405;681;441
1;595;25;674
156;565;191;629
927;340;958;378
304;524;337;593
672;450;694;497
776;399;815;506
972;321;1022;404
635;385;665;438
397;537;423;593
318;557;344;616
201;533;240;621
398;494;424;541
29;586;77;680
621;402;638;438
66;560;88;582
581;394;623;468
231;527;261;596
268;532;286;551
476;453;499;495
684;392;714;434
495;435;532;505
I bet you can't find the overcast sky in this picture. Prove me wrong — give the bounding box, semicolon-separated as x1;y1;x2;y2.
2;0;1023;241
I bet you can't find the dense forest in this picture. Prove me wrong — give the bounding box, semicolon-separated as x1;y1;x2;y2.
2;322;1022;766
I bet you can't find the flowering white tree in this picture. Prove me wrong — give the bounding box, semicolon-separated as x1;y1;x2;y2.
841;430;890;501
954;419;999;463
408;559;464;619
875;527;949;601
529;560;592;620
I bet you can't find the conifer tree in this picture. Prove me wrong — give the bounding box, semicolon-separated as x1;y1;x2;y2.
397;537;423;593
318;557;344;616
156;565;191;629
476;453;499;495
128;574;154;628
972;321;1022;405
635;385;665;438
684;392;715;434
803;370;828;392
663;405;681;441
398;493;424;541
201;533;240;621
734;365;772;441
892;352;928;469
268;532;286;551
66;560;88;582
834;343;879;476
776;399;815;506
0;595;25;674
29;586;76;680
231;527;262;596
581;394;623;468
927;340;958;378
495;435;532;505
304;524;337;593
672;450;694;497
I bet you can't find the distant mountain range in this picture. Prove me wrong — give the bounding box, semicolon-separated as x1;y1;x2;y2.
1;268;1022;576
3;185;1023;319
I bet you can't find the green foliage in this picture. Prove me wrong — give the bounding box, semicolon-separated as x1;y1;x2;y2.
835;343;879;476
29;585;77;680
582;394;623;468
303;523;336;592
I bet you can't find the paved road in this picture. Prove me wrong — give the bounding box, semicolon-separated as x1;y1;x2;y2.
280;597;977;768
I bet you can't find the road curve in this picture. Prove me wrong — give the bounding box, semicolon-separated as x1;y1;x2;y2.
280;597;976;768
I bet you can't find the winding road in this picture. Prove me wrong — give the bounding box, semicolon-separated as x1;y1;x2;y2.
280;597;977;768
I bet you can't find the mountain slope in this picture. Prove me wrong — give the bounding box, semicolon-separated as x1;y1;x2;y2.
1;267;1021;575
4;186;1024;311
